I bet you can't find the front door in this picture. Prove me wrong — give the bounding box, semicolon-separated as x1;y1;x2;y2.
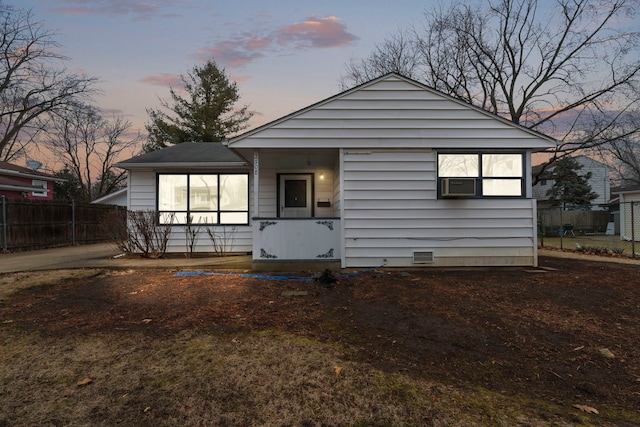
279;174;312;217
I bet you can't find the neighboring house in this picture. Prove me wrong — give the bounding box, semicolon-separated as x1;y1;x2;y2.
0;161;58;201
91;188;128;208
611;186;640;241
118;73;555;268
532;155;610;210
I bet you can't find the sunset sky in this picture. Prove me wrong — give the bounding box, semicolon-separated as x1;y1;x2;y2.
18;0;433;136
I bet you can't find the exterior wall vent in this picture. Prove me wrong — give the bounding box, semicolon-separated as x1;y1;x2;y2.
413;251;434;264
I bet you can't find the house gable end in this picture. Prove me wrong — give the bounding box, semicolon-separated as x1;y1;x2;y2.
227;74;555;150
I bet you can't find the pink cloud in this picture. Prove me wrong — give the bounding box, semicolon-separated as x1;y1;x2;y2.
139;74;184;88
197;15;357;69
197;39;267;68
275;15;357;48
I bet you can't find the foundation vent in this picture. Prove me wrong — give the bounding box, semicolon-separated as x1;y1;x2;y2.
413;251;434;264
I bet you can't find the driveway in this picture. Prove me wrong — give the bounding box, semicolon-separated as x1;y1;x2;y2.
0;243;252;273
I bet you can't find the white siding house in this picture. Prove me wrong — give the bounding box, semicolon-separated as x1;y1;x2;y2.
533;155;610;210
118;73;555;268
618;189;640;241
228;73;554;268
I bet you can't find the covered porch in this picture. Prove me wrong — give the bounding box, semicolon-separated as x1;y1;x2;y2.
243;148;343;265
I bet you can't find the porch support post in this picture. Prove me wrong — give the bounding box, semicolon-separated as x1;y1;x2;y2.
339;148;346;268
253;149;259;218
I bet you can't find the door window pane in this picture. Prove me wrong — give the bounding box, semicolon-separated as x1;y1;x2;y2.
285;179;307;207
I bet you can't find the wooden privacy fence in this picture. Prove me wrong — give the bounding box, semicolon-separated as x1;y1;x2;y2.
0;196;126;251
537;209;611;236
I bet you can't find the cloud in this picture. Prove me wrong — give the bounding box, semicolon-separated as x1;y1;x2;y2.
198;15;357;69
139;74;183;88
140;72;249;88
50;0;193;20
275;15;357;49
198;38;268;68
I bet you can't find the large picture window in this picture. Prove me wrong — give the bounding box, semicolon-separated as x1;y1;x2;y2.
438;153;524;197
157;173;248;224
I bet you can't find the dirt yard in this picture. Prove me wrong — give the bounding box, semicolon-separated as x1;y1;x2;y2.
1;255;639;426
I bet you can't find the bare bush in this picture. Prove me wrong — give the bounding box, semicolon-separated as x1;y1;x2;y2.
107;210;173;258
184;216;201;257
206;226;237;257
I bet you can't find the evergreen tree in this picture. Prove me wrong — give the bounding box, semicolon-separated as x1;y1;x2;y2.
546;157;598;210
144;60;252;151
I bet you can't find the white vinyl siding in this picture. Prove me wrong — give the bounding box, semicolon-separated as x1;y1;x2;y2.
229;76;552;151
226;74;552;267
127;170;253;253
342;150;536;267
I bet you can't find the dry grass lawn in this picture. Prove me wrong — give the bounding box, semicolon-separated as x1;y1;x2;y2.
1;264;638;426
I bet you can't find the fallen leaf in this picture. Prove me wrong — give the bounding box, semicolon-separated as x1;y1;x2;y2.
77;377;92;386
334;366;343;377
598;348;615;359
573;404;599;414
144;406;151;413
141;319;152;324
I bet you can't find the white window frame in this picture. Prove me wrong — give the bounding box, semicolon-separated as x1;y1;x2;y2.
31;180;48;197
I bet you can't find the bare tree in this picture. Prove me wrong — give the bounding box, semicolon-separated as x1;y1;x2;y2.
342;0;640;182
0;2;97;161
341;30;422;90
46;104;140;201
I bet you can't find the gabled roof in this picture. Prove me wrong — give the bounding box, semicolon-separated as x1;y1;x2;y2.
226;72;556;149
116;142;249;170
91;187;127;205
0;161;59;181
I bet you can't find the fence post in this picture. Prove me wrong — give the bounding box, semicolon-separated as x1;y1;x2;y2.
1;196;6;251
71;199;76;246
632;201;636;258
560;207;564;250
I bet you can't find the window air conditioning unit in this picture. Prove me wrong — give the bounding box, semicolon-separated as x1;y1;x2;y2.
441;178;476;197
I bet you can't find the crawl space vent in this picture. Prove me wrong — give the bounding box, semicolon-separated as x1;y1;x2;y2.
413;251;434;264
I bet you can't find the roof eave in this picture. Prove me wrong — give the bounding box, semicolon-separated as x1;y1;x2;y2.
116;161;248;170
0;183;45;192
0;168;59;181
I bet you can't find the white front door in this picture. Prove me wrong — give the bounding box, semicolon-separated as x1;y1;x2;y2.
279;174;312;217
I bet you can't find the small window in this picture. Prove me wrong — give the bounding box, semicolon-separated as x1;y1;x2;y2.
438;153;524;198
31;180;48;197
157;173;249;225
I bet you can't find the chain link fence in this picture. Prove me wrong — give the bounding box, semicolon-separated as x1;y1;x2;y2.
538;202;640;257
